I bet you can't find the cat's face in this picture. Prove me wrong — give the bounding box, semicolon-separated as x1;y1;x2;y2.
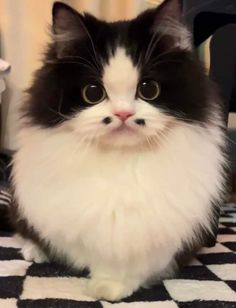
68;47;173;148
26;0;211;149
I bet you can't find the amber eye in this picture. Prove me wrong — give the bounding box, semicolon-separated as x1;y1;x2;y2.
82;84;106;104
138;80;160;101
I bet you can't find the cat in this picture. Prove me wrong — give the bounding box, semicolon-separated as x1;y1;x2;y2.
11;0;227;301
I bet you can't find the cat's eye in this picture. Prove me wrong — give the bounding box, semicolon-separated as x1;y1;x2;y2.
137;80;160;101
82;84;106;104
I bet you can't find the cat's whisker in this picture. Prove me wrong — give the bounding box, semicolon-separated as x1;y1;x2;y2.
146;135;156;151
148;48;179;65
93;133;100;151
225;135;236;146
144;30;166;64
62;61;99;75
149;59;184;68
47;106;72;121
57;89;69;121
75;135;92;152
46;60;99;76
136;50;144;69
85;47;102;71
174;116;204;128
153;133;166;147
84;136;94;150
78;19;101;70
60;55;100;73
157;130;168;142
144;31;158;64
144;20;179;65
151;124;174;146
151;135;162;148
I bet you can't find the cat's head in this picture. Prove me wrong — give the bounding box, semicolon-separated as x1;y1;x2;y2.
26;0;212;149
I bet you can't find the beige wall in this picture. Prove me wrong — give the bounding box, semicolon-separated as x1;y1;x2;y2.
229;113;236;128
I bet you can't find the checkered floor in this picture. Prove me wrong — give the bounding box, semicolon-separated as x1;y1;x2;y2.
0;203;236;308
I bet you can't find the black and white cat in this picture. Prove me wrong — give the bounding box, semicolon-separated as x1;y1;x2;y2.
11;0;227;301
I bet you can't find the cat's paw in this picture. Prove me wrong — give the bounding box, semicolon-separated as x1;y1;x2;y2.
20;239;48;263
86;278;133;301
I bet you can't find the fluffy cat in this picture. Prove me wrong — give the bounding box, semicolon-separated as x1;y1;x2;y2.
11;0;227;301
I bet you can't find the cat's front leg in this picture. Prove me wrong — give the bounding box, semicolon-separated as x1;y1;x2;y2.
15;235;49;263
85;267;141;301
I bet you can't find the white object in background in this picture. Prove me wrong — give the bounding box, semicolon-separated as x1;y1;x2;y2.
0;59;11;104
0;80;5;98
0;59;10;73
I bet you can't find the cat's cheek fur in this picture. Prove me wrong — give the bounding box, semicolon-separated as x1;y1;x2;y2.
12;117;225;300
66;98;171;148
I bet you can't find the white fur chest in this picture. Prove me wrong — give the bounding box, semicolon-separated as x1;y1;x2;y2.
13;123;225;271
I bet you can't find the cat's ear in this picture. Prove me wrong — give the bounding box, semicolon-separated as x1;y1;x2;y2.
52;2;87;57
52;2;85;37
152;0;191;50
155;0;182;22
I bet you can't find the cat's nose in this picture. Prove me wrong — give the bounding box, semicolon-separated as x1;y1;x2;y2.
114;111;134;121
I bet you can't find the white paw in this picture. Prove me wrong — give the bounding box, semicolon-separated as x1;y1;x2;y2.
20;239;48;263
86;278;133;301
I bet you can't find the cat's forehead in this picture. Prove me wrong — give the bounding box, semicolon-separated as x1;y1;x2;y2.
103;47;139;96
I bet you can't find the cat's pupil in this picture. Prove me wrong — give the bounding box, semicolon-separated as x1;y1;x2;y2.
82;84;106;104
138;80;160;101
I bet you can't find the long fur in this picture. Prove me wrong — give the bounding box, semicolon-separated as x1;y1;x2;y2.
11;0;227;301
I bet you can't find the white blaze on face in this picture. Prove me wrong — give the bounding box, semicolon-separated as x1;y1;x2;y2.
67;46;172;148
103;48;139;113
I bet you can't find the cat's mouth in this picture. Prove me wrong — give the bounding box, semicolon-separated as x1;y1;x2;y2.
110;123;137;135
100;122;143;148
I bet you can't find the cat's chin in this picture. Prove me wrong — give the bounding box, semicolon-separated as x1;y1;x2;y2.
98;130;156;150
97;125;141;148
110;124;136;135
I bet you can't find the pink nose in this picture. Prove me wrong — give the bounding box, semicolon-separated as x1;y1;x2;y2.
114;111;134;121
